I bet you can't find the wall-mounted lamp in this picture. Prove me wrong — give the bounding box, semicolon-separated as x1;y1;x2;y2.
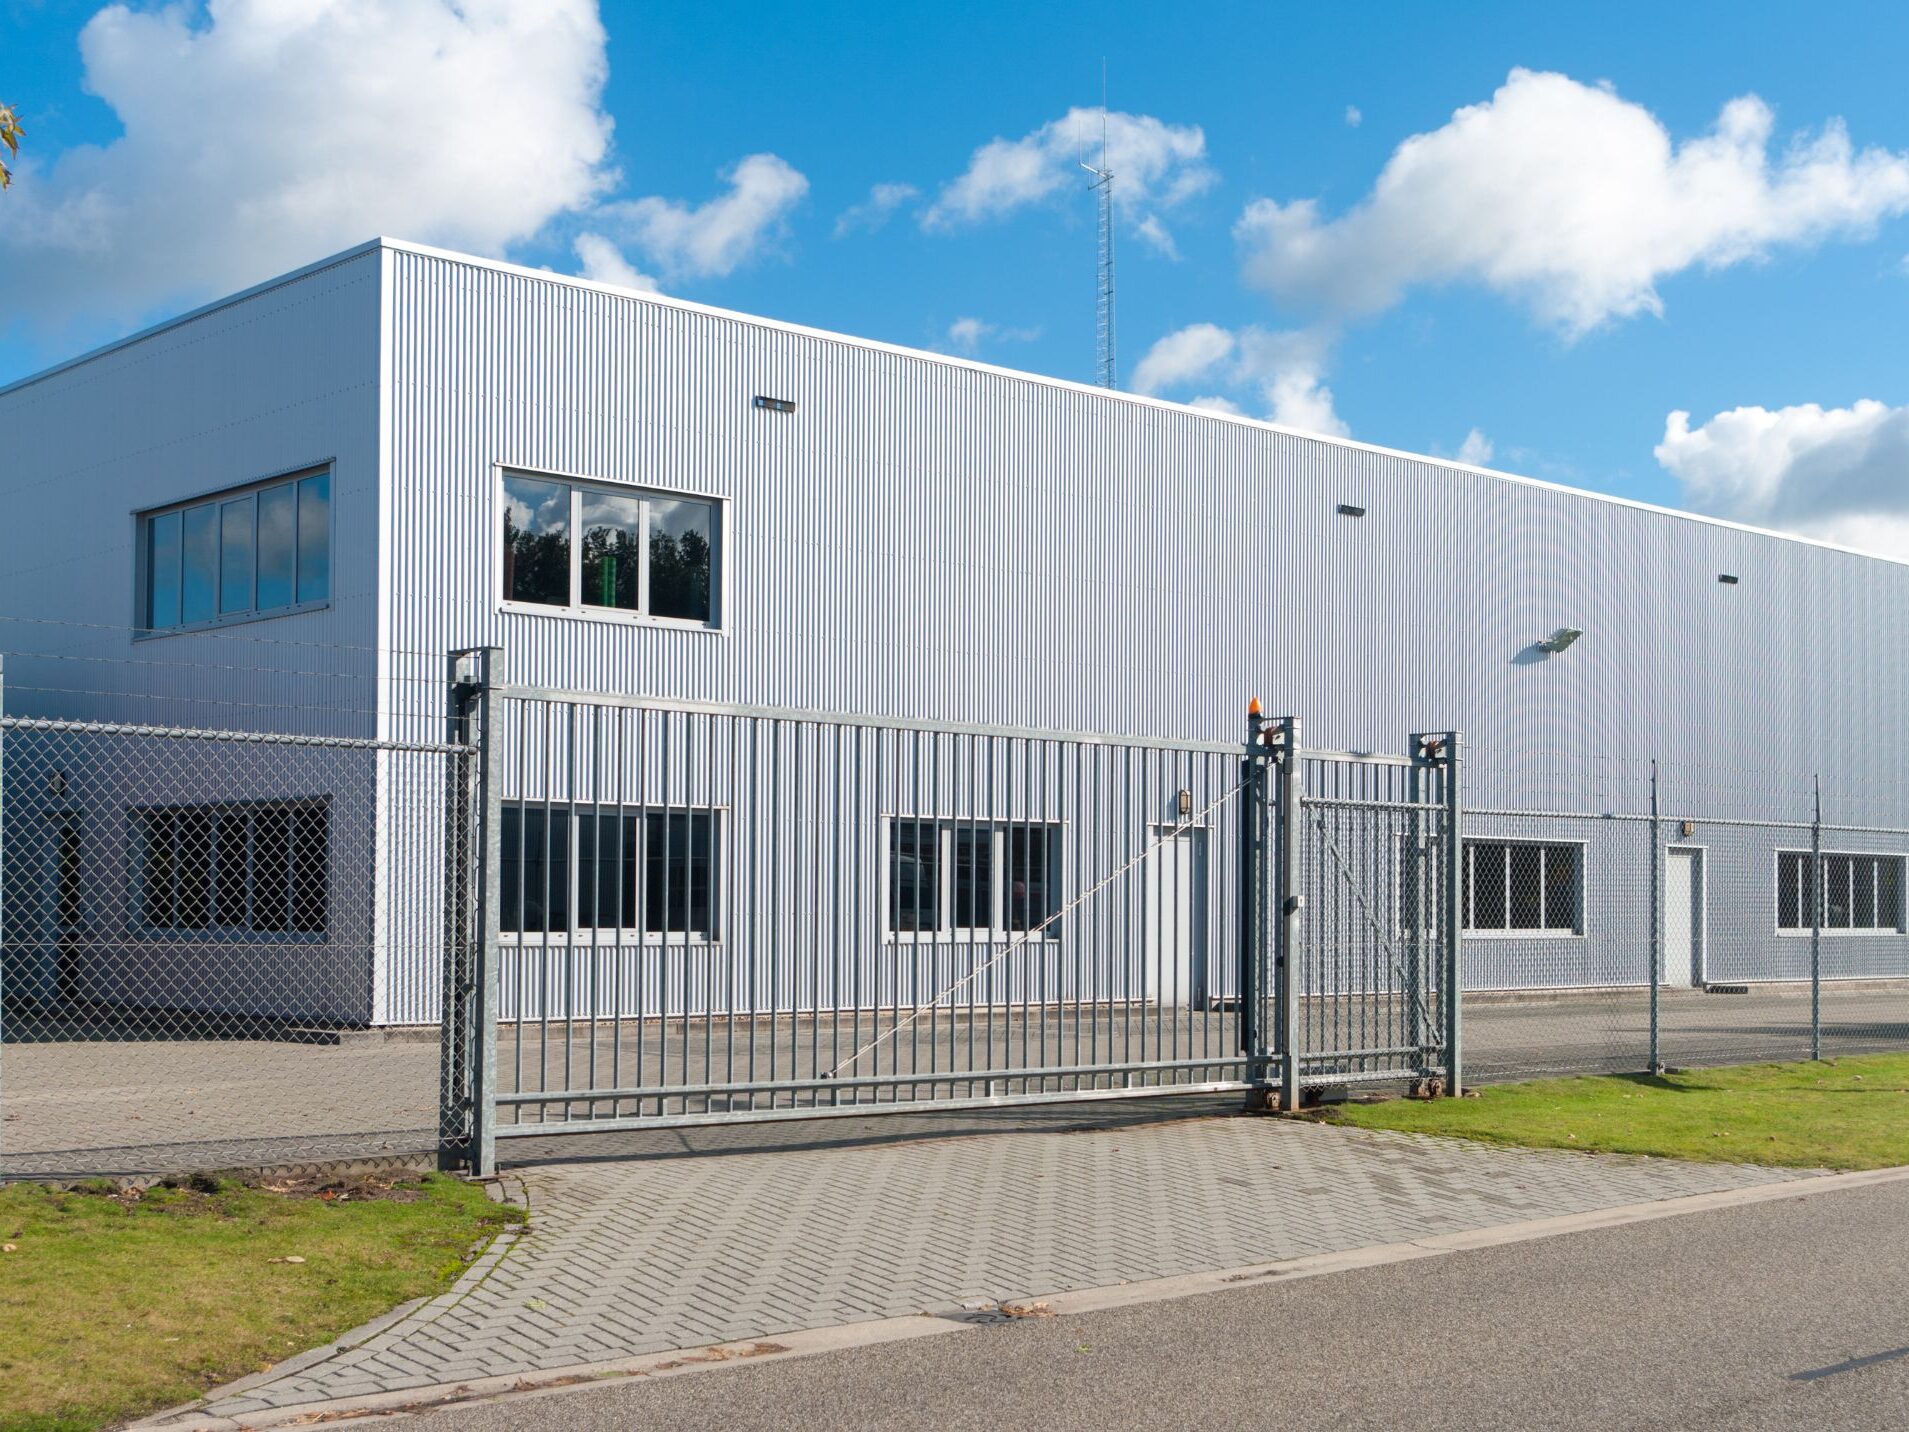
752;395;796;414
1680;820;1696;838
46;771;66;799
1335;503;1366;518
1176;789;1193;818
1537;627;1584;654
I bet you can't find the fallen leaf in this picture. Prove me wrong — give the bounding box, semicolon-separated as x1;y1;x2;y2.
267;1255;307;1265
526;1297;548;1312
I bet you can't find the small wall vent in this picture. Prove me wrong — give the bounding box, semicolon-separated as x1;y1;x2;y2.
1718;573;1740;585
753;395;796;414
1336;503;1366;518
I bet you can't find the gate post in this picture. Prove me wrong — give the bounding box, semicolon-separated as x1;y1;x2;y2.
1648;760;1662;1075
1239;701;1269;1099
442;647;503;1176
1810;775;1823;1062
1441;731;1463;1096
1273;716;1302;1113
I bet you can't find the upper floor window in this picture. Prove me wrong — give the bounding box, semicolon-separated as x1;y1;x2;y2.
501;472;720;626
142;470;331;633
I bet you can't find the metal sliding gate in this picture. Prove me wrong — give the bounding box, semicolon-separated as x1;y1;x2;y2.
438;662;1463;1173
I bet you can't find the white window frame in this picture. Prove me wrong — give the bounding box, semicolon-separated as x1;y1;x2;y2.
499;801;726;944
496;465;726;631
881;816;1065;943
133;463;335;639
1773;848;1907;936
1461;837;1586;939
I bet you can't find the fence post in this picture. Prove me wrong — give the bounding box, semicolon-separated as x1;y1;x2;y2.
0;652;7;1142
1239;701;1268;1101
1274;715;1302;1113
1441;730;1463;1097
1811;775;1823;1062
1649;760;1662;1075
442;647;502;1176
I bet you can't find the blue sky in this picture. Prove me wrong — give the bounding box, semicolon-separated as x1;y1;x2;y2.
4;1;1908;549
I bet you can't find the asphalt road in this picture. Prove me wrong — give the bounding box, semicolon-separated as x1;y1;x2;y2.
408;1179;1909;1432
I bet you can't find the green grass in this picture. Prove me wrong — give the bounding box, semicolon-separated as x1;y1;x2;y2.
0;1172;521;1432
1322;1053;1909;1170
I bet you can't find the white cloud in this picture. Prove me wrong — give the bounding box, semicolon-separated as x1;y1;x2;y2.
834;181;918;237
944;316;1039;354
1188;394;1244;416
1237;68;1909;337
0;0;613;326
1344;105;1362;128
1656;399;1909;554
572;232;657;291
597;153;808;281
1133;322;1347;437
1456;427;1495;466
924;107;1215;253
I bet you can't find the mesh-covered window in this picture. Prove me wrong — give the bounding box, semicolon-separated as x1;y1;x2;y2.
134;801;329;936
1464;840;1581;934
1784;851;1906;932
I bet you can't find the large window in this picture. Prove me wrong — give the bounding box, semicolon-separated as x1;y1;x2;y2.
1463;839;1581;935
142;470;331;632
888;820;1061;937
1778;850;1905;933
133;800;329;935
501;803;719;938
502;473;719;625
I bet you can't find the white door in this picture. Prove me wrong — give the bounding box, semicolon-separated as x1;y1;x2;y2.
1145;829;1206;1006
1664;848;1704;987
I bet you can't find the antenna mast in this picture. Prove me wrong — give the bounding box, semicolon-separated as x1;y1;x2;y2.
1080;65;1116;389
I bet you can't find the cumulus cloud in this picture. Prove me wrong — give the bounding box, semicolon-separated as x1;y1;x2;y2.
1237;69;1909;337
834;181;918;236
1133;322;1347;437
594;153;808;281
924;107;1215;253
944;316;1039;354
0;0;614;327
1344;105;1363;128
1656;399;1909;555
1456;428;1495;466
572;232;657;291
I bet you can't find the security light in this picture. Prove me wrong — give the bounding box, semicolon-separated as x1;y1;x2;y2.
1537;627;1583;654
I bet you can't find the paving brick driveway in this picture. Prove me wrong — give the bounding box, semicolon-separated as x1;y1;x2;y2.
178;1103;1813;1422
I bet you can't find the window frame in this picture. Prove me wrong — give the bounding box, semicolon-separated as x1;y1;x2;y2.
496;465;726;632
1460;837;1586;938
1774;848;1907;936
129;798;331;941
881;816;1066;943
499;800;727;944
133;464;335;638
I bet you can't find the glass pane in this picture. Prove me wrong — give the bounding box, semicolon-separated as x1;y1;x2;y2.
952;826;993;930
890;820;939;933
141;812;176;928
1853;856;1878;929
253;806;292;932
296;474;332;603
176;806;213;929
503;475;571;606
646;811;714;935
147;511;182;629
215;810;248;926
1826;855;1853;929
181;505;218;625
1777;852;1802;930
577;810;638;930
1544;846;1578;931
1880;859;1904;932
220;496;255;614
580;489;644;610
1508;845;1542;930
257;484;296;610
649;494;715;622
1007;825;1057;933
1470;842;1506;930
292;807;328;934
501;805;569;933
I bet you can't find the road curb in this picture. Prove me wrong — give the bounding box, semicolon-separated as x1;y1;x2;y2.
132;1161;1909;1429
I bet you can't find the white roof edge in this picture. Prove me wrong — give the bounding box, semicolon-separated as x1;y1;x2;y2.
5;234;1904;571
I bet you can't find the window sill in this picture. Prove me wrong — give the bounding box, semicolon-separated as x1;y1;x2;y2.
1776;928;1907;938
500;601;723;635
133;599;333;640
501;932;722;946
1462;929;1586;940
886;931;1064;944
